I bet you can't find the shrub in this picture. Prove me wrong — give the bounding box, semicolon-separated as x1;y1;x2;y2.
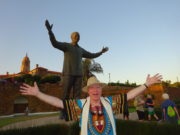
13;74;33;84
40;75;61;84
0;120;179;135
13;76;24;83
33;75;41;83
173;98;180;105
21;74;33;80
0;123;76;135
116;120;180;135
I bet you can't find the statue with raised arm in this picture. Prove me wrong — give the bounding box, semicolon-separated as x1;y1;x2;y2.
45;20;109;99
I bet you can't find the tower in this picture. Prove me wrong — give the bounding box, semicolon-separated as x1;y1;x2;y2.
21;54;30;73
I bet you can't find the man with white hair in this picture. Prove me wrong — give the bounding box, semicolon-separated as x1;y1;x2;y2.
20;74;162;135
161;93;180;124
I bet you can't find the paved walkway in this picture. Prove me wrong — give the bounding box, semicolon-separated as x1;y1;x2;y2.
0;112;138;131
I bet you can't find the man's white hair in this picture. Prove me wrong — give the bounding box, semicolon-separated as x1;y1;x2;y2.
162;93;169;100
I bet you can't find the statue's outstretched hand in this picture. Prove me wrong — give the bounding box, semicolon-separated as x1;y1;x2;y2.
101;47;109;53
45;19;53;32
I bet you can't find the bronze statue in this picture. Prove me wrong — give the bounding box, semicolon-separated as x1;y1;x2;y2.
45;20;108;99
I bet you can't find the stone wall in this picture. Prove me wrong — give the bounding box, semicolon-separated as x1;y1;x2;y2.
0;82;21;115
165;87;180;99
0;82;179;116
0;82;63;116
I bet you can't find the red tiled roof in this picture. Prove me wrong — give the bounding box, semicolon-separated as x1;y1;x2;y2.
0;75;9;77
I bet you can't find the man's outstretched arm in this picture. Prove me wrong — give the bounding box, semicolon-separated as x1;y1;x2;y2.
127;74;162;101
20;82;64;109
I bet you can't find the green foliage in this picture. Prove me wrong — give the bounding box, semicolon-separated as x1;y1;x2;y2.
0;124;72;135
33;75;41;83
40;75;61;84
12;74;61;84
21;74;33;80
13;74;33;85
13;74;32;83
13;76;23;82
162;80;180;88
172;98;180;112
116;120;180;135
173;98;180;104
171;82;180;88
108;81;137;87
162;80;171;87
24;78;33;86
0;120;180;135
128;107;136;113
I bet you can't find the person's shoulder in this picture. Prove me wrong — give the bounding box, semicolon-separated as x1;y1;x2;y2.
161;100;171;107
168;100;176;105
164;99;172;104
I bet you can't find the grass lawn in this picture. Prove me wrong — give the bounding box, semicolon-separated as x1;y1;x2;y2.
128;107;136;113
0;113;59;128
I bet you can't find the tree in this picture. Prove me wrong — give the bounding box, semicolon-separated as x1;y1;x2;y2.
82;58;103;86
171;82;180;88
125;80;130;86
162;80;171;87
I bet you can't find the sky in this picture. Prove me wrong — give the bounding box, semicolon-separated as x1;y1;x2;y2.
0;0;180;84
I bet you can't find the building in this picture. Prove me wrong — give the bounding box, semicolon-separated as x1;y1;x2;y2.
0;54;61;79
0;54;62;115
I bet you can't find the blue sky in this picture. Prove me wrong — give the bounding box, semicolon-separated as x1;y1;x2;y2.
0;0;180;84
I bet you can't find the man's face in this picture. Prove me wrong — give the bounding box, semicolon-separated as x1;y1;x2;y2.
71;32;80;44
88;84;102;101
